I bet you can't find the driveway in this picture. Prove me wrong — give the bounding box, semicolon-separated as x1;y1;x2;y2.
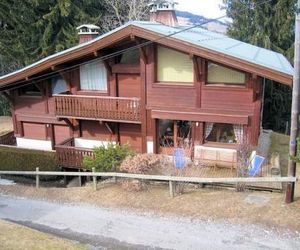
0;194;299;250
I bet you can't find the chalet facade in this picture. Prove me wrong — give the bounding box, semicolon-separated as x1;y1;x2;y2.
0;1;293;169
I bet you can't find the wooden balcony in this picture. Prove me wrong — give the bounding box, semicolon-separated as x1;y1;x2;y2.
54;94;141;123
55;138;94;169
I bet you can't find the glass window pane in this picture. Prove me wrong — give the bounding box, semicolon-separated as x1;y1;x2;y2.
120;49;139;64
207;62;245;85
205;123;236;143
20;84;42;96
80;60;107;91
51;76;68;94
157;46;193;83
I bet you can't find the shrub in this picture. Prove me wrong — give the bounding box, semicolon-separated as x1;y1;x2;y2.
120;154;166;192
0;146;58;172
121;179;146;192
83;143;134;172
120;153;165;174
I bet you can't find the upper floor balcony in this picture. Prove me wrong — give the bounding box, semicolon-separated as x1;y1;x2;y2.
54;94;141;123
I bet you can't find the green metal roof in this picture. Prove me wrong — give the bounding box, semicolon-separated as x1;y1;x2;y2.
132;21;293;77
0;21;293;84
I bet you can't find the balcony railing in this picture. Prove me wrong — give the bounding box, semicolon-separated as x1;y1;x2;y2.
54;94;141;123
55;138;94;169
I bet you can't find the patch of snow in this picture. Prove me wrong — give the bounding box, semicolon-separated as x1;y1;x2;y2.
0;178;16;186
244;194;270;205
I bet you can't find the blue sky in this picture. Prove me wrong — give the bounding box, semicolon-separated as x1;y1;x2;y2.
176;0;226;18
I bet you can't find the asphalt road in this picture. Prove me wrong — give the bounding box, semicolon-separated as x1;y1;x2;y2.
0;194;299;250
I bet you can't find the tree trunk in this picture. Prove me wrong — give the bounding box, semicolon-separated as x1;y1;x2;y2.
286;0;300;203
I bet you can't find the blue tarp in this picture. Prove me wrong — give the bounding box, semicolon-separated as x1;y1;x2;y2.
248;155;265;176
173;148;185;169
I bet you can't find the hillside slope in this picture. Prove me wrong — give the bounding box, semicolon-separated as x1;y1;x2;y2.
176;11;228;34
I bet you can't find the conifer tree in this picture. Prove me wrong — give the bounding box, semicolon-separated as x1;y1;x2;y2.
0;1;148;114
223;0;296;132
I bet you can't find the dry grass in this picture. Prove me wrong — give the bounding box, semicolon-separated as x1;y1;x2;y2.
0;220;87;250
1;182;300;231
0;116;13;136
268;132;300;196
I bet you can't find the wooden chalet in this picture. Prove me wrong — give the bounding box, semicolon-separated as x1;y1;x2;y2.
0;1;294;170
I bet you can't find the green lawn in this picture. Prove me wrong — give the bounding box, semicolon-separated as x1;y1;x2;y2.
0;220;88;250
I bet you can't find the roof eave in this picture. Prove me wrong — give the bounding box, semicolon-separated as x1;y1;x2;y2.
0;24;134;88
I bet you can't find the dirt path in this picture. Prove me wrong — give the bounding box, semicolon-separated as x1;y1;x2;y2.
2;181;300;231
0;194;299;250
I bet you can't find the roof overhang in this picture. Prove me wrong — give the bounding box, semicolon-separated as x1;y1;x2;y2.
0;23;293;91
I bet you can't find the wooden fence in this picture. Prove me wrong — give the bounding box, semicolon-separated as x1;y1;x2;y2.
0;131;16;145
0;169;297;198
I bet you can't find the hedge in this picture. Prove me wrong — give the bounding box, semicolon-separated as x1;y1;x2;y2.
0;146;59;172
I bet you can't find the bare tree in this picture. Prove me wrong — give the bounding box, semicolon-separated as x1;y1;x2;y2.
101;0;150;32
127;0;150;21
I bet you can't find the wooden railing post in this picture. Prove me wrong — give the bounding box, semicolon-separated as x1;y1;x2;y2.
92;167;97;191
36;167;39;189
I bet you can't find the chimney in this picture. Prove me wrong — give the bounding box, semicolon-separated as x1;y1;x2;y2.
149;0;178;27
76;24;100;44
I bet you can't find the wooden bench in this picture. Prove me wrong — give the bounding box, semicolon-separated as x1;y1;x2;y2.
194;145;237;171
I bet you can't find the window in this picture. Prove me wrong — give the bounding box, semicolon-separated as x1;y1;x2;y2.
20;84;42;96
207;62;246;85
204;123;244;144
159;120;192;148
51;76;68;95
120;49;139;64
80;60;107;91
205;123;236;144
157;46;194;83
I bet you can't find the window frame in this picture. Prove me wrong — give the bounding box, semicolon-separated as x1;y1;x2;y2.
205;61;247;88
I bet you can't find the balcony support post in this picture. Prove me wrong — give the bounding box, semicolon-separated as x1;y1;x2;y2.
140;48;147;153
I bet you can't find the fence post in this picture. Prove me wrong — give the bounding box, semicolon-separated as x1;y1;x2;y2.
36;167;39;189
78;169;82;187
169;180;174;198
63;169;67;186
92;167;97;191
